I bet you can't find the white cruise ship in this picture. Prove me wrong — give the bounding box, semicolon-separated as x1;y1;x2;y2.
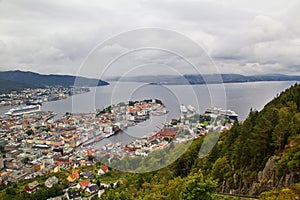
5;105;41;116
204;107;238;120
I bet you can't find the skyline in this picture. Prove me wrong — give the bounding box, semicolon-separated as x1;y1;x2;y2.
0;0;300;77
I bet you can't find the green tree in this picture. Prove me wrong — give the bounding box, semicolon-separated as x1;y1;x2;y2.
5;187;16;195
102;190;134;200
88;155;94;161
272;106;295;151
180;170;217;200
23;157;30;164
25;129;34;136
211;156;231;181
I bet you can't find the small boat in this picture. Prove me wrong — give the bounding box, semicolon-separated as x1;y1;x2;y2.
151;109;168;116
25;101;42;106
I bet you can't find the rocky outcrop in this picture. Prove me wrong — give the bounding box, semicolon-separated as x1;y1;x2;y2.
218;156;300;195
258;156;280;182
249;156;280;194
278;172;300;188
249;156;300;195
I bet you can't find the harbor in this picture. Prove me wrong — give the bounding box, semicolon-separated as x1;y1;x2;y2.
79;103;238;168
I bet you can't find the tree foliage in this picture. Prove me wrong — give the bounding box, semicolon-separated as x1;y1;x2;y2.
180;170;217;200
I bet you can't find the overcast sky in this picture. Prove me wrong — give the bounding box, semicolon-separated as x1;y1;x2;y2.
0;0;300;77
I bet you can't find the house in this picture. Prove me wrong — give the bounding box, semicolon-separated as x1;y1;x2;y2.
0;170;13;184
7;170;29;183
67;190;81;200
151;128;178;139
23;164;35;174
97;166;108;175
76;179;90;190
45;176;58;188
80;170;93;180
53;165;60;173
86;184;99;194
100;183;110;189
72;163;79;168
79;160;91;166
25;181;39;193
4;158;23;170
67;170;79;182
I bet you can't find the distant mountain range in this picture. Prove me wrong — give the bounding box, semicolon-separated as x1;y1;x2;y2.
1;70;299;94
105;74;300;85
0;70;109;93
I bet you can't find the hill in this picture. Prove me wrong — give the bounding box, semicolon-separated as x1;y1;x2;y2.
195;83;300;196
0;79;38;94
0;70;109;92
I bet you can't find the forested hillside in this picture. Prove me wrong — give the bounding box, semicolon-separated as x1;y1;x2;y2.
197;83;300;195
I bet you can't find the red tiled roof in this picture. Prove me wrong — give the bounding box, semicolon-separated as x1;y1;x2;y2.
101;166;108;172
152;129;178;138
79;179;90;188
69;170;79;180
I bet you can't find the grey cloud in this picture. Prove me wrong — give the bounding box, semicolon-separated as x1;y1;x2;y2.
0;0;299;76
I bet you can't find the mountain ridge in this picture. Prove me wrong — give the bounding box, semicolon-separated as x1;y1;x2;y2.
0;78;38;94
0;70;109;93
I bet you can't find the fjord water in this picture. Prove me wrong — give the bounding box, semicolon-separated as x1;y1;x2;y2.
40;81;296;120
0;81;296;146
